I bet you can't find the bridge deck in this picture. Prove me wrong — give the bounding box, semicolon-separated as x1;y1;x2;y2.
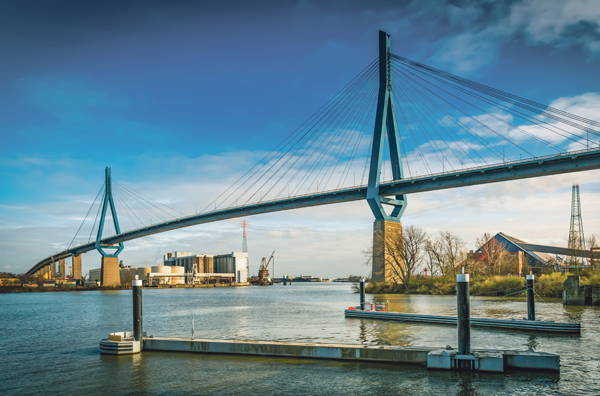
27;149;600;275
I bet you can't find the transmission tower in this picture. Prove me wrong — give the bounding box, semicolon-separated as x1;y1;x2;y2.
239;220;250;253
568;184;586;265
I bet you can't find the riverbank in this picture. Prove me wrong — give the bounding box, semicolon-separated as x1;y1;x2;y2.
364;271;600;297
0;285;131;293
0;282;252;293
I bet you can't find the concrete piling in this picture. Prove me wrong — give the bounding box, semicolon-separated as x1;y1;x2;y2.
72;254;82;279
456;274;471;359
526;275;535;321
359;278;365;310
133;275;143;343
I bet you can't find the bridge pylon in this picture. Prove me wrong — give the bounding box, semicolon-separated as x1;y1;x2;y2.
96;167;123;286
368;31;407;283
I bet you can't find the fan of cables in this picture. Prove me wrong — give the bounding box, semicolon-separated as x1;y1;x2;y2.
389;54;600;178
68;181;181;249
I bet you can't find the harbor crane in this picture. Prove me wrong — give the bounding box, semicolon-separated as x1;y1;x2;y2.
257;251;275;286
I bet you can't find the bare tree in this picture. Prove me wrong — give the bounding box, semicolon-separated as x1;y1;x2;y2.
588;234;599;268
475;233;511;275
425;238;445;276
439;230;466;277
373;225;428;291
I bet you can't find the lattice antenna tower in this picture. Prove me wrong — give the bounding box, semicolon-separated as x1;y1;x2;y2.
239;220;250;253
568;184;586;264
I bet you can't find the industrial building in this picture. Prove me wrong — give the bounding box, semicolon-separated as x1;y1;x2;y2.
468;232;595;274
87;251;249;286
164;251;248;284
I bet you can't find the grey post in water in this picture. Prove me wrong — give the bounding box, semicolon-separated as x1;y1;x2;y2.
527;275;535;321
133;275;143;343
456;273;470;356
360;278;365;310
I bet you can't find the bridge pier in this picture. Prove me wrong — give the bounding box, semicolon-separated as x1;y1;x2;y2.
50;261;57;278
59;259;65;278
72;255;82;279
372;220;403;283
101;256;121;286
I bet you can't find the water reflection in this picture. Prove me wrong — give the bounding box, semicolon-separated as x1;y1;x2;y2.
0;283;595;395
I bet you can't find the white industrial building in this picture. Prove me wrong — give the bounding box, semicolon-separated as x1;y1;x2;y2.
163;251;248;284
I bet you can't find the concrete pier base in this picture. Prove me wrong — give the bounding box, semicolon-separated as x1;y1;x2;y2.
372;220;403;283
142;337;559;372
59;259;65;278
100;332;146;355
101;256;120;286
72;254;82;279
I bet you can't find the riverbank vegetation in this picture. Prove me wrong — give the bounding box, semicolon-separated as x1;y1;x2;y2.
363;269;600;297
362;224;599;297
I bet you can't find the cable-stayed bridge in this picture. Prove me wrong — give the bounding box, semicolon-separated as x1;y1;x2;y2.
27;31;600;281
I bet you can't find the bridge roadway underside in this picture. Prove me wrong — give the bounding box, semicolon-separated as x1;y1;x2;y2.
27;150;600;275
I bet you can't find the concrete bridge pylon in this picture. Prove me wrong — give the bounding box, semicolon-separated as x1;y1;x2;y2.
367;31;406;282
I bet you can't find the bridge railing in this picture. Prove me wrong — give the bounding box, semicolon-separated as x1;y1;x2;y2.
65;146;600;254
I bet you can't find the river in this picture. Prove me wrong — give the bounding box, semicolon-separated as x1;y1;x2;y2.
1;283;598;395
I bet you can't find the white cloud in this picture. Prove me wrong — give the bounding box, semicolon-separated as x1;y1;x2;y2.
427;0;600;74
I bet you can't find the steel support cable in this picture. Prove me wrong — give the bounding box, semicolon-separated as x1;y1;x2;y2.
269;66;379;197
87;192;107;243
237;69;376;204
324;81;380;190
392;70;498;163
397;117;412;178
360;127;375;183
394;55;600;138
398;60;592;143
395;80;482;166
114;193;139;233
111;188;142;232
394;88;433;174
267;71;378;200
391;53;600;131
112;193;137;234
391;57;596;139
311;78;380;193
392;65;535;158
394;83;448;169
203;59;378;212
112;184;162;225
286;74;380;196
282;69;376;194
340;101;377;187
112;184;162;226
111;183;166;225
393;63;561;153
115;189;148;231
533;290;577;319
87;193;107;243
225;63;378;207
68;183;105;249
286;82;373;198
426;287;529;317
394;80;477;166
76;202;101;246
394;60;590;146
115;184;170;226
215;61;379;210
113;181;180;218
338;88;379;188
116;183;181;223
242;66;379;204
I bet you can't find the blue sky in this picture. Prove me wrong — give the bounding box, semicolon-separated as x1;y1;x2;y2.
1;0;600;276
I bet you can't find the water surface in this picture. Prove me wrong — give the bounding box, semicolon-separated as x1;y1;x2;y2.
1;283;598;395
